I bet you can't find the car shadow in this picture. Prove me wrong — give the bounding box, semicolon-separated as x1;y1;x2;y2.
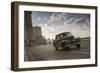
57;47;81;51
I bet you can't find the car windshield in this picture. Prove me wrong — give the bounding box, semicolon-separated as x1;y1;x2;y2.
56;32;72;40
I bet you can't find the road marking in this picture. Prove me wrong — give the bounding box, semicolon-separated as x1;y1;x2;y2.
24;49;29;61
71;51;90;55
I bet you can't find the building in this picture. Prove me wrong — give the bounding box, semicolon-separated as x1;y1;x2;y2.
24;11;33;61
32;26;46;45
24;11;33;47
24;11;46;61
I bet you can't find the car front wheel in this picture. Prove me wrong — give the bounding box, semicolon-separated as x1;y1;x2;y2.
53;44;58;50
76;44;80;48
55;47;58;50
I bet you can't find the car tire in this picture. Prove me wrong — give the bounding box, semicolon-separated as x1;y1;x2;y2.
61;42;66;47
76;44;80;48
55;47;58;50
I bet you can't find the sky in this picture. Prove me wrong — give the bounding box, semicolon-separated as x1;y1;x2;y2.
31;11;90;39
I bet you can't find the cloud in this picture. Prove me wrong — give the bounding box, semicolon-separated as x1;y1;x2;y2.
47;13;66;26
40;23;90;39
31;11;90;39
62;23;90;38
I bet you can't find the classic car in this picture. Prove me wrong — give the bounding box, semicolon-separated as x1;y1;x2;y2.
53;32;81;50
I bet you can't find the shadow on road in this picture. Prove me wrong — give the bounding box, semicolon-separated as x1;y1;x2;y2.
56;47;81;51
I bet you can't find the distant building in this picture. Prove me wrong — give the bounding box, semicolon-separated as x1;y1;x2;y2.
32;26;46;45
24;11;46;47
46;38;53;44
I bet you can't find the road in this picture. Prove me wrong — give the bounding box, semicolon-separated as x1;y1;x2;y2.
25;38;90;61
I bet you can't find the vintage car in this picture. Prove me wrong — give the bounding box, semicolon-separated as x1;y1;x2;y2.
53;32;81;50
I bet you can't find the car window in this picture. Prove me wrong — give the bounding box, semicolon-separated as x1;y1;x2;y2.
60;35;63;38
67;33;72;36
55;32;73;40
56;36;60;40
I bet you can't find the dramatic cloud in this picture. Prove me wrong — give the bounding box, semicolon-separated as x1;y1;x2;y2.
31;11;90;39
48;13;66;23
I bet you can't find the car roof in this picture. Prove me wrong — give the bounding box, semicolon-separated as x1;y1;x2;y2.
56;32;70;36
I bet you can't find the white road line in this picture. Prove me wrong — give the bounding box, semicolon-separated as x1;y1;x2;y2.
24;49;29;61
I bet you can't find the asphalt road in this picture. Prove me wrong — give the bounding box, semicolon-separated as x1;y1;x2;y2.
25;38;90;61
